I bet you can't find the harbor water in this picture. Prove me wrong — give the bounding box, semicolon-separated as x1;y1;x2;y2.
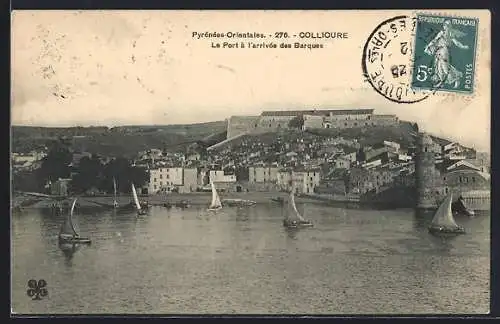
11;203;490;314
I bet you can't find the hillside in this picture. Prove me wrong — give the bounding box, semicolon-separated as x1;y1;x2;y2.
213;121;420;151
12;120;464;158
305;121;419;149
11;121;227;157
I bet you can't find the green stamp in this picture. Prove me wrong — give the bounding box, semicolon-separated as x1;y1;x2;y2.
411;14;478;93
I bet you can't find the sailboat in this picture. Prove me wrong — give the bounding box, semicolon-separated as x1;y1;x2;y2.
429;193;466;234
132;183;147;216
58;199;91;244
283;191;313;228
112;177;119;208
208;181;223;211
452;195;475;217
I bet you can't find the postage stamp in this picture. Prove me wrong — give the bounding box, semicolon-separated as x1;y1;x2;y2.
411;14;478;94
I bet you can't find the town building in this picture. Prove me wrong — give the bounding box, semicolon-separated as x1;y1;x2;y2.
335;156;352;169
316;178;347;195
415;132;490;210
209;170;237;183
248;166;279;183
50;178;71;196
179;168;198;193
279;168;321;194
186;152;201;162
277;169;292;191
11;151;46;172
70;151;92;168
383;140;401;153
346;167;395;195
148;167;184;193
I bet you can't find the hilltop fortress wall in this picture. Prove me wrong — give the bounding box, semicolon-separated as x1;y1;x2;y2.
226;116;260;138
226;109;399;140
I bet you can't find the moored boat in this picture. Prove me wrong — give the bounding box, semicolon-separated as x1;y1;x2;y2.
222;198;256;207
271;197;285;204
452;195;475;217
175;200;190;208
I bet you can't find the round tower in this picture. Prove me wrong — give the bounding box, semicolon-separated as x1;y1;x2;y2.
415;132;437;209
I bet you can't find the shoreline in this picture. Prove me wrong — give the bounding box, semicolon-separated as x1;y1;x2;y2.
12;191;419;211
12;192;291;209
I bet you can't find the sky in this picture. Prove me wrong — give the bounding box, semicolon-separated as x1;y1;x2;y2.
11;10;491;152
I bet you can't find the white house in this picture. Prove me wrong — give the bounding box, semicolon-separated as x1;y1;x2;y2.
383;141;401;152
291;169;321;194
335;156;351;169
398;153;412;162
148;167;184;193
209;170;236;183
362;159;382;169
277;170;292;191
249;166;279;183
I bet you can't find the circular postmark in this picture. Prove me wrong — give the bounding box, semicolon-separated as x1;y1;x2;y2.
362;15;432;103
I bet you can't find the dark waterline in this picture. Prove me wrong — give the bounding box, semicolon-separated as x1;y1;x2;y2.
11;204;490;314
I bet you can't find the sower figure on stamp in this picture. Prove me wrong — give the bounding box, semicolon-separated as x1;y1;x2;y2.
424;20;469;89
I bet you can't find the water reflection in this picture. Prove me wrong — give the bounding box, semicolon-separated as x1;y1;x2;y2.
235;207;250;221
12;205;490;314
428;233;458;253
59;242;79;265
413;208;434;230
285;227;299;240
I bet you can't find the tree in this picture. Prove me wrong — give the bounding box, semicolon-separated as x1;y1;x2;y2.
36;142;72;187
70;155;104;194
128;166;149;190
12;170;41;192
100;157;149;194
101;157;130;193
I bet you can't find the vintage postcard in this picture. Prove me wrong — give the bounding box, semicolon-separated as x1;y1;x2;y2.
11;10;491;315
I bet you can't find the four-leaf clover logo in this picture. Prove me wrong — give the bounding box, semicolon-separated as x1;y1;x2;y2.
27;279;48;300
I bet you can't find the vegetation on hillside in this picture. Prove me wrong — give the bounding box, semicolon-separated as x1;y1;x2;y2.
12;140;149;194
11;121;227;156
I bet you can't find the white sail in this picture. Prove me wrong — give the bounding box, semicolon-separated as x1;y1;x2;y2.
289;192;306;221
69;199;80;234
131;183;141;210
209;182;222;209
113;178;118;206
70;198;77;218
60;199;78;237
113;178;117;198
431;193;459;228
